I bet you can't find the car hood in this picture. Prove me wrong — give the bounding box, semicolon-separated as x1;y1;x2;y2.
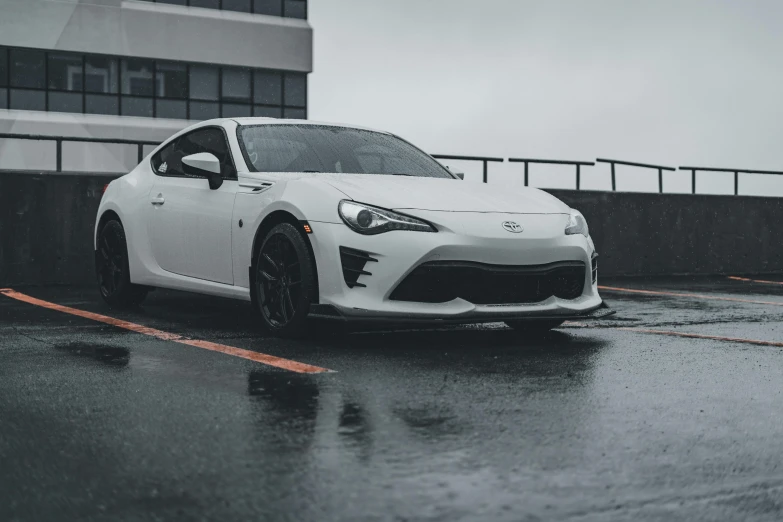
318;174;570;214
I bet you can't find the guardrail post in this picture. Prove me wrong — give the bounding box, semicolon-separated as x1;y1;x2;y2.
734;171;739;195
524;162;529;186
610;162;616;191
576;164;581;190
692;169;696;194
482;160;488;183
658;168;663;193
56;139;62;172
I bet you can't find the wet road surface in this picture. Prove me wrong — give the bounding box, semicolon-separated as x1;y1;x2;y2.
1;276;783;521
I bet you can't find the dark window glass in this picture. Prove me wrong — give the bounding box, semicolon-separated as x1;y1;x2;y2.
221;67;250;102
223;0;251;12
189;65;218;100
121;59;154;96
253;0;281;15
85;56;118;93
221;103;251;118
0;49;9;87
48;91;83;113
284;74;306;107
48;53;83;91
283;107;306;119
156;0;187;5
253;70;281;105
189;101;219;120
0;88;8;109
156;62;187;99
10;49;45;89
152;128;233;178
10;89;46;110
190;0;220;7
238;125;453;177
85;94;119;115
253;105;282;118
156;99;187;119
122;96;153;117
283;0;306;19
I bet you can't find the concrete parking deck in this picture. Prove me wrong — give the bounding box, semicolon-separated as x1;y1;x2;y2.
2;276;783;521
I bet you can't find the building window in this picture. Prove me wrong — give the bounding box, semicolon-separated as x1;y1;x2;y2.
138;0;306;19
0;46;307;120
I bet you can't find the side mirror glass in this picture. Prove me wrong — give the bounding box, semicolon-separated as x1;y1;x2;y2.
454;171;465;180
182;152;223;190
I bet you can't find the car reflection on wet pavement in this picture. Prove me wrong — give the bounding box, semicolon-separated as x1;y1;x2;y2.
2;276;783;521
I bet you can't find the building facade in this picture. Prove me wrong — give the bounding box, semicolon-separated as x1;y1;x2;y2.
0;0;312;172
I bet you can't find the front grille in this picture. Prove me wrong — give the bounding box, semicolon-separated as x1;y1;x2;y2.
339;247;377;288
389;261;586;304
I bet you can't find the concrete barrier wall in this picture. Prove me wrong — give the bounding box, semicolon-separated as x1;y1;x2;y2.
549;189;782;276
0;171;118;286
1;172;781;286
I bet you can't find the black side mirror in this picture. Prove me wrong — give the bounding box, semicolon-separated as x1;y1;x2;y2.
182;153;224;190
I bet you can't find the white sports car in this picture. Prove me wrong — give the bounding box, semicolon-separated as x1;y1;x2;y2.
95;118;611;337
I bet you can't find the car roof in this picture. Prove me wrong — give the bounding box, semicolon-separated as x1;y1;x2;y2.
207;117;392;135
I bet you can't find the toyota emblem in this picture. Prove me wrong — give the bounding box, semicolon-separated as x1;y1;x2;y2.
502;221;523;233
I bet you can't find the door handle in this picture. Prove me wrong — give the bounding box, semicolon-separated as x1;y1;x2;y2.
151;194;165;206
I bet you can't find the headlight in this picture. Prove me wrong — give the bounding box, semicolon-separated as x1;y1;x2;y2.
565;210;589;237
338;200;436;235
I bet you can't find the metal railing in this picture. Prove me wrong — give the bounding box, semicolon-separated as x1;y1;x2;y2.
3;132;783;196
508;158;595;189
0;133;160;172
678;166;783;195
431;154;504;183
596;158;676;193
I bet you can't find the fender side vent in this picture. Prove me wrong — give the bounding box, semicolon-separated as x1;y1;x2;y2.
591;253;598;284
340;247;378;289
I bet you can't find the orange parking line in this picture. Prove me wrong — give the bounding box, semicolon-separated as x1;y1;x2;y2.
617;327;783;348
598;285;783;306
728;276;783;286
0;288;331;374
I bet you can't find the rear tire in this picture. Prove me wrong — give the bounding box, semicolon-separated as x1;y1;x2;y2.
254;223;317;338
504;319;564;334
96;220;148;308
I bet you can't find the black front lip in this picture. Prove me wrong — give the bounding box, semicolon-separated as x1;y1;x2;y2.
308;301;615;324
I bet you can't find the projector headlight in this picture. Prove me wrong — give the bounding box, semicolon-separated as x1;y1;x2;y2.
565;210;589;237
338;200;436;235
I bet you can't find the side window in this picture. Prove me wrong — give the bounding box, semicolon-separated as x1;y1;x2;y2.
151;127;235;178
180;128;235;179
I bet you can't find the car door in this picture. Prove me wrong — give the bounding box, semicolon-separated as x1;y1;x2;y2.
147;126;237;285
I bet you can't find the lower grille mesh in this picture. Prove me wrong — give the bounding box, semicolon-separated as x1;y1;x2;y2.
389;261;586;304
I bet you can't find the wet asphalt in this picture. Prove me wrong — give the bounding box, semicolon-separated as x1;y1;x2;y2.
1;277;783;521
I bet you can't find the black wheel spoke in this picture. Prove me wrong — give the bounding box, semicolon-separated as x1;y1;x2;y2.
257;231;304;328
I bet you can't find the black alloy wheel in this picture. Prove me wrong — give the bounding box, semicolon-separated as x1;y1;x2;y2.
96;220;148;308
255;223;316;337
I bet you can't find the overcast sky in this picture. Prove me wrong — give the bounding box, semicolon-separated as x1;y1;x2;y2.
309;0;783;195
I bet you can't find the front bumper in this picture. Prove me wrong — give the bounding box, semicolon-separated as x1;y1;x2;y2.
307;212;605;323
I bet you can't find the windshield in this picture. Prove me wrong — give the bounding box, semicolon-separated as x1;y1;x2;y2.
238;124;454;178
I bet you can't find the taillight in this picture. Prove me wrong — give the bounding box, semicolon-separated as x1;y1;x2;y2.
102;184;109;194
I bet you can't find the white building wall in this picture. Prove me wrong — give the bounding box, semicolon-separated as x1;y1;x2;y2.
0;0;311;172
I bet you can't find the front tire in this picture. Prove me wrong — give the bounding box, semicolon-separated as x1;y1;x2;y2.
254;223;317;338
504;319;564;334
96;220;148;308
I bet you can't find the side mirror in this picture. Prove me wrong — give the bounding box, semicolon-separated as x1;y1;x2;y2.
182;152;223;190
453;171;465;180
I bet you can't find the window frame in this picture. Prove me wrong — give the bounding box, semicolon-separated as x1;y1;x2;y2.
151;125;238;180
0;45;307;120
